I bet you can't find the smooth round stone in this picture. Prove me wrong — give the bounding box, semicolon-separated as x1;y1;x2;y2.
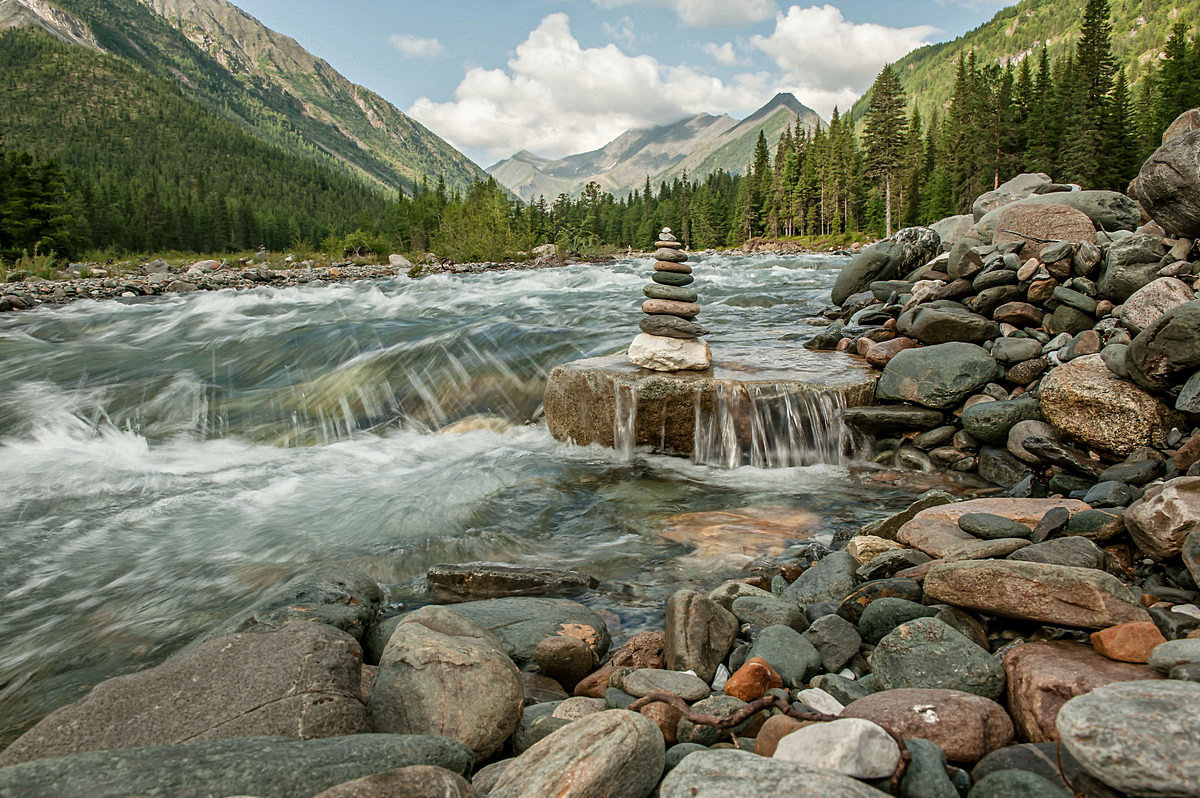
968;770;1072;797
731;595;809;632
858;597;940;644
773;717;901;779
644;284;698;302
1147;639;1200;674
664;743;706;771
958;513;1033;540
621;669;710;702
660;749;886;798
1169;663;1200;682
652;271;695;287
835;578;923;624
654;260;693;274
643;299;701;318
655;240;683;250
654;248;688;263
640;314;707;339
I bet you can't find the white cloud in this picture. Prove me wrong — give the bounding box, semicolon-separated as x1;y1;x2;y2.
752;5;936;117
409;14;774;161
703;41;741;66
602;15;637;50
387;34;447;58
594;0;777;28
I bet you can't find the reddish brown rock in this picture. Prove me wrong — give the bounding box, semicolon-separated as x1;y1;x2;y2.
993;302;1044;328
897;498;1089;558
724;657;783;702
1090;621;1167;663
573;631;665;698
642;299;700;318
753;715;807;757
640;700;683;745
1003;641;1162;742
994;203;1097;260
865;337;919;369
840;688;1013;764
1027;278;1057;303
1175;433;1200;472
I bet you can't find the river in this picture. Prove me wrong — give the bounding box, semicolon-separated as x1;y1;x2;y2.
0;252;948;745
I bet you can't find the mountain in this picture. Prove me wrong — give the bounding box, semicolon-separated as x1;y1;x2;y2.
3;0;488;194
489;92;823;202
852;0;1200;122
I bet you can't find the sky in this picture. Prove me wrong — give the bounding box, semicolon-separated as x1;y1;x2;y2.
232;0;1012;168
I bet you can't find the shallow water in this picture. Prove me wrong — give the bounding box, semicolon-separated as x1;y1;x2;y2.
0;252;945;744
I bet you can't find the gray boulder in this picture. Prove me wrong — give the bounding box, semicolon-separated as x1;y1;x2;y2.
961;397;1041;446
897;304;999;345
876;343;997;409
832;227;941;305
994;190;1141;232
1099;233;1169;302
1127;301;1200;390
0;735;473;798
0;624;365;766
660;749;889;798
664;590;738;683
783;551;858;607
448;596;610;662
1136;129;1200;238
930;215;976;249
871;618;1005;700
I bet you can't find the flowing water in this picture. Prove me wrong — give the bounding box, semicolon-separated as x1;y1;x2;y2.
0;252;954;745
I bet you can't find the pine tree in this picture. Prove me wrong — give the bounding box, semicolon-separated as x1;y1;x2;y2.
1108;68;1139;185
862;64;908;236
1063;0;1116;188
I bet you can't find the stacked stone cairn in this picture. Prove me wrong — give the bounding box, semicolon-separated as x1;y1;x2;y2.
628;228;712;371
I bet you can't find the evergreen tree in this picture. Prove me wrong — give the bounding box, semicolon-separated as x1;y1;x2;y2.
862;64;908;236
1062;0;1116;187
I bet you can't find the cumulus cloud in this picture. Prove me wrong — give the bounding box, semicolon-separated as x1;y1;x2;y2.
409;14;773;161
594;0;777;28
387;34;447;58
752;5;936;116
703;41;741;66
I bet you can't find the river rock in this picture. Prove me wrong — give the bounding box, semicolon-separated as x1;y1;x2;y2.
1127;301;1200;390
644;283;698;302
1007;536;1106;569
872;618;1005;700
664;590;738;683
652;271;694;287
932;214;976;247
990;337;1043;365
1124;477;1200;559
835;578;923;624
858;597;940;644
783;550;857;607
1100;232;1169;302
860;490;956;540
898;304;998;345
1090;621;1167;663
1179;371;1200;413
842;688;1013;763
773;717;900;779
369;620;522;759
629;333;711;371
876;342;997;410
449;597;609;663
0;624;366;766
803;613;861;672
971;743;1083;790
748;625;823;688
622;669;710;702
732;594;809;631
1058;680;1200;796
489;710;665;798
535;635;597;690
992;203;1097;260
0;735;473;798
842;406;944;434
970;770;1072;798
641;298;700;318
1039;354;1179;456
1004;642;1161;743
640;314;708;339
961;398;1040;446
1148;638;1200;673
995;191;1141;233
195;566;383;645
897;498;1088;558
661;749;889;797
900;737;959;798
724;656;783;701
1120;277;1196;335
676;695;753;746
1136;129;1200;238
924;560;1149;629
958;513;1032;540
313;765;473;798
654;247;688;263
426;562;597;601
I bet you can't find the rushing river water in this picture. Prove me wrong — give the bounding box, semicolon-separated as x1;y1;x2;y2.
0;252;956;745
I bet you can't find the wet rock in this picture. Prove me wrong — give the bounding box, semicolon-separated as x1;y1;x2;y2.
0;624;366;766
1039;354;1180;456
489;710;665;798
660;749;888;798
876;342;997;409
426;563;597;601
783;550;857;608
196;566;383;645
832;228;941;306
313;765;474;798
1003;641;1162;742
857;549;933;581
774;717;900;779
534;635;596;691
748;625;823;688
1127;301;1200;391
843;405;944;434
665;590;738;683
858;597;940;644
859;490;956;540
1136;129;1200;238
872;618;1005;700
842;688;1013;764
369;618;522;759
724;656;783;702
958;513;1032;540
1090;621;1167;663
451;596;610;663
1007;536;1106;569
1058;680;1200;797
1124;477;1200;559
0;735;473;798
897;498;1088;559
924;560;1149;629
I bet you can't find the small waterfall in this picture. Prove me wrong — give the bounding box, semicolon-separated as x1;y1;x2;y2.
693;383;864;469
613;383;638;458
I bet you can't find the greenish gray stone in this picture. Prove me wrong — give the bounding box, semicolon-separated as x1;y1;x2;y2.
513;702;568;753
448;597;611;662
899;305;999;346
968;770;1071;798
957;513;1033;540
748;625;823;688
1148;639;1200;674
731;595;809;631
1045;305;1094;336
872;618;1005;700
652;271;695;287
604;687;637;710
877;343;998;410
901;738;958;798
843;406;945;434
1064;509;1125;542
1052;286;1098;315
783;551;858;608
621;669;710;702
803;613;862;673
1006;536;1106;570
0;735;472;798
961;398;1041;446
644;283;698;302
1100;232;1169;302
675;696;752;746
1127;301;1200;390
858;598;940;644
990;338;1044;365
811;673;876;705
660;749;890;798
664;743;707;771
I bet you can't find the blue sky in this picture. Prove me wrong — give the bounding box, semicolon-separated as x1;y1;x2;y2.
233;0;1011;166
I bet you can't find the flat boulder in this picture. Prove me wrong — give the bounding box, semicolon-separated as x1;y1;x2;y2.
0;734;473;798
660;749;889;798
992;203;1096;260
841;687;1013;763
0;624;366;766
923;560;1150;629
426;562;598;601
490;710;664;798
897;498;1088;558
1039;354;1180;456
876;342;997;410
1136;129;1200;238
1003;641;1161;743
1058;680;1200;797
